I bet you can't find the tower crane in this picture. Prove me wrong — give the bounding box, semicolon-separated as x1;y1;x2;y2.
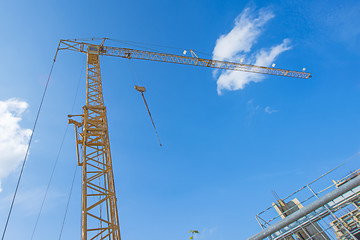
59;38;311;240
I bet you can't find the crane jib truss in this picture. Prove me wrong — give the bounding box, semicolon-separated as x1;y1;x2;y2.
59;39;311;79
61;38;311;240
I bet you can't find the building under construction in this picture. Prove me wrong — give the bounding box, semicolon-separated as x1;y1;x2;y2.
249;160;360;240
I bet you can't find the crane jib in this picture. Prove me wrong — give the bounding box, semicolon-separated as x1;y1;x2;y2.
103;46;311;79
57;40;311;79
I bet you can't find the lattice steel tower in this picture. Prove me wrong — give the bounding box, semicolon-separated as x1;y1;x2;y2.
69;44;121;240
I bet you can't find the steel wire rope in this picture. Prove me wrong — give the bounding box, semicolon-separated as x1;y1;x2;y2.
306;153;360;187
106;38;223;60
1;43;61;240
68;37;243;71
127;58;162;146
139;91;162;146
107;38;185;50
58;166;78;240
70;37;187;53
67;37;251;67
105;38;244;65
30;57;86;240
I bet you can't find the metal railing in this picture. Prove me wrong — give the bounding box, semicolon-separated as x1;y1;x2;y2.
250;155;360;240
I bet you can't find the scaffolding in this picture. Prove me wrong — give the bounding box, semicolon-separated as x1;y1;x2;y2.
250;159;360;240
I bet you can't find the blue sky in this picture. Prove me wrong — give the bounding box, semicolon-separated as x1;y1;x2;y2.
1;0;360;239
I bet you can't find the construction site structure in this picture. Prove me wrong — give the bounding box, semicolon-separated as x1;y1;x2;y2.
250;165;360;240
330;201;360;239
272;198;330;240
59;38;311;240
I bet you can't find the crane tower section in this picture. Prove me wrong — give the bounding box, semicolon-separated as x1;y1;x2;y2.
69;45;121;240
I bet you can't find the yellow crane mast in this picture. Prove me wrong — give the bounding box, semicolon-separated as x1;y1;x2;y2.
59;38;311;240
67;44;121;240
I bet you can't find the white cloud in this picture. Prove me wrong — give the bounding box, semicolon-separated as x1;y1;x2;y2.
213;8;274;61
213;8;292;94
254;39;291;66
264;106;278;114
0;99;32;192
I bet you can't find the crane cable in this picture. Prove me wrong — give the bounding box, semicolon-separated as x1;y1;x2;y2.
58;166;78;240
135;86;162;147
29;126;71;240
106;38;216;60
126;59;162;146
1;43;60;240
30;57;85;240
141;91;162;146
104;38;236;64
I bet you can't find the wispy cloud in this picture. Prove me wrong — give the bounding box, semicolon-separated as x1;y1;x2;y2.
264;106;278;114
247;100;278;123
310;1;360;46
198;227;217;240
0;187;64;216
213;7;291;94
0;98;31;192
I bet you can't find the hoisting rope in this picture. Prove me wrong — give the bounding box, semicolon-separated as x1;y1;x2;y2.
1;43;60;240
135;85;162;146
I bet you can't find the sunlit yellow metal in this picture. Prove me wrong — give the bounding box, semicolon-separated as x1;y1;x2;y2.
59;39;312;79
69;47;121;240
